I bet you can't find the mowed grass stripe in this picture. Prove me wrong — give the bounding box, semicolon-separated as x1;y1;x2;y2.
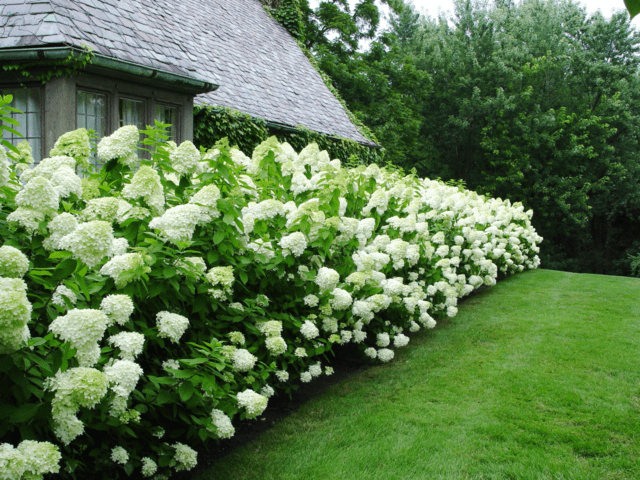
194;270;640;480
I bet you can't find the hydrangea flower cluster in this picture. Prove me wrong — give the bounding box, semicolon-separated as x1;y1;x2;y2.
0;441;61;480
1;127;543;478
156;311;190;343
0;277;31;354
236;389;268;418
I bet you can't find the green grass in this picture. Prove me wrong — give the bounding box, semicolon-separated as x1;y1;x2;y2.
194;270;640;480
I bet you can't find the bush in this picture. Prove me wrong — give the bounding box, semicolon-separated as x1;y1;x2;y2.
0;112;541;478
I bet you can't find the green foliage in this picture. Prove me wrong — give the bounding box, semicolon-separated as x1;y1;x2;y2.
193;104;383;166
261;0;306;39
201;269;640;479
2;45;94;85
0;120;541;478
625;0;640;19
313;0;640;276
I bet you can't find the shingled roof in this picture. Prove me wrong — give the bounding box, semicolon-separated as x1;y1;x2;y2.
0;0;374;145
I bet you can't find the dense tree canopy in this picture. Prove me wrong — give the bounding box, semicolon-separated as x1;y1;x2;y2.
265;0;640;276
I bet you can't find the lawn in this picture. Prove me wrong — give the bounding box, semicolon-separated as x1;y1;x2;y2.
192;269;640;480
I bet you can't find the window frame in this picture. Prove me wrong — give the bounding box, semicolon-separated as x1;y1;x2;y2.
76;86;110;140
0;82;46;162
75;74;186;142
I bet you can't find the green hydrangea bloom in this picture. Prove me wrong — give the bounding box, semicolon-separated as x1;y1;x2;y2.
49;128;91;170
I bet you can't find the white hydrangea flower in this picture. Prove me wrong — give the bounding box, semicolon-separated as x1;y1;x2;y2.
229;331;245;345
172;443;198;471
50;165;83;199
0;145;10;187
121;166;164;214
82;197;120;222
275;370;289;382
232;349;257;371
6;207;47;233
309;363;322;377
100;294;134;326
261;384;275;398
205;266;234;296
376;332;390;348
236;389;268;418
43;212;78;251
303;294;319;307
16;440;62;478
58;221;115;268
300;320;319;340
265;336;287;356
0;278;32;355
364;347;377;359
156;311;190;343
15;176;59;212
321;316;339;333
377;348;394;362
0;245;29;278
294;347;307;358
0;444;27;480
356;218;376;244
49;309;109;366
315;267;340;292
148;204;208;243
279;231;307;257
97;125;139;166
141;457;158;477
100;253;148;288
47;367;108;444
163;359;181;371
300;371;312;383
211;409;235;439
175;256;207;277
394;333;410;348
108;332;145;361
257;320;282;337
189;184;222;219
51;285;77;308
104;359;143;399
329;288;352;310
169;140;200;176
111;446;129;465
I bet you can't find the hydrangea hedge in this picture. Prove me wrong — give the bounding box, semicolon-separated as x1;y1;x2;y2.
0;117;542;479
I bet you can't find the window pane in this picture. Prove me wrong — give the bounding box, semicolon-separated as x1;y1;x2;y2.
119;98;144;129
154;104;176;141
77;90;108;170
77;90;107;139
1;88;42;163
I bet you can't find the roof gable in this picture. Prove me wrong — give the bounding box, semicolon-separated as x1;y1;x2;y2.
0;0;373;145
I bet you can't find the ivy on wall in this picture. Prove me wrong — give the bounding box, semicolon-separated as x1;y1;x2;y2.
193;105;384;166
261;0;305;40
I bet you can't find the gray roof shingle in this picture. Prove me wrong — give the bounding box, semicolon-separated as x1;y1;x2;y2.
1;0;373;145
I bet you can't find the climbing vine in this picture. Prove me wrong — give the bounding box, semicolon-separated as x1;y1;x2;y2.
193;104;383;166
2;45;94;85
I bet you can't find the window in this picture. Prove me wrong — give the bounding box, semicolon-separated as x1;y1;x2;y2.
155;104;178;141
77;90;107;140
119;98;144;129
3;87;42;162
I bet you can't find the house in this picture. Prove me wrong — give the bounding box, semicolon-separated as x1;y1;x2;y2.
0;0;374;162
